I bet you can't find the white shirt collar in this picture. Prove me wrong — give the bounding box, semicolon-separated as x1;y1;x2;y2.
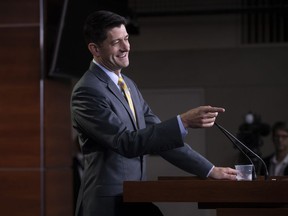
270;154;288;175
271;154;288;164
92;59;120;87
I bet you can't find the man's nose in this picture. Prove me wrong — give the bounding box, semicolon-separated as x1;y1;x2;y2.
121;40;130;51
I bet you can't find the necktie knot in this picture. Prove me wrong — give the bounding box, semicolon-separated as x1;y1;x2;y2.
118;77;127;91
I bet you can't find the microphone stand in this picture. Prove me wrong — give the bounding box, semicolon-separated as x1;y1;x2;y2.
215;122;269;180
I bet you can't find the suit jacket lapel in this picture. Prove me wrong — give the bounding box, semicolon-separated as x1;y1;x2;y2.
89;62;138;129
123;76;141;127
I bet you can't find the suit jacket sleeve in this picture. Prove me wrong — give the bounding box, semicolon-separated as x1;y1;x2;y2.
159;144;214;178
72;69;214;177
130;79;214;178
71;75;184;158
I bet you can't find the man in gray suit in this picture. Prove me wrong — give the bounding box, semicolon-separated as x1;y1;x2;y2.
71;10;237;216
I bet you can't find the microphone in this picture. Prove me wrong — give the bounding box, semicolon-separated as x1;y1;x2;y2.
214;122;269;180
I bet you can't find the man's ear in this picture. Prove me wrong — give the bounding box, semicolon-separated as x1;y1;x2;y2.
88;43;100;56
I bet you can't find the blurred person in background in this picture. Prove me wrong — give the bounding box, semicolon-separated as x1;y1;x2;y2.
262;121;288;176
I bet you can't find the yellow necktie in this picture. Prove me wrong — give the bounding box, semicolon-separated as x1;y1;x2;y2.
118;77;136;121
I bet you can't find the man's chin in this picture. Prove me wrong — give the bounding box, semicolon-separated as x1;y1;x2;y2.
120;62;129;68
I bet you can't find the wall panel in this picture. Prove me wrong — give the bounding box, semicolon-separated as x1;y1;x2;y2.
45;169;73;216
44;78;72;167
0;27;40;168
0;0;39;24
0;0;74;215
0;171;40;216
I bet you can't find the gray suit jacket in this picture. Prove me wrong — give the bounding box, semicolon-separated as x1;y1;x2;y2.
71;62;214;216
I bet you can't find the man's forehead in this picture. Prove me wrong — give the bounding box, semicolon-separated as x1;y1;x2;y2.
106;25;127;37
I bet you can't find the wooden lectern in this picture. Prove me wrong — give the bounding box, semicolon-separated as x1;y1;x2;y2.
123;176;288;216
